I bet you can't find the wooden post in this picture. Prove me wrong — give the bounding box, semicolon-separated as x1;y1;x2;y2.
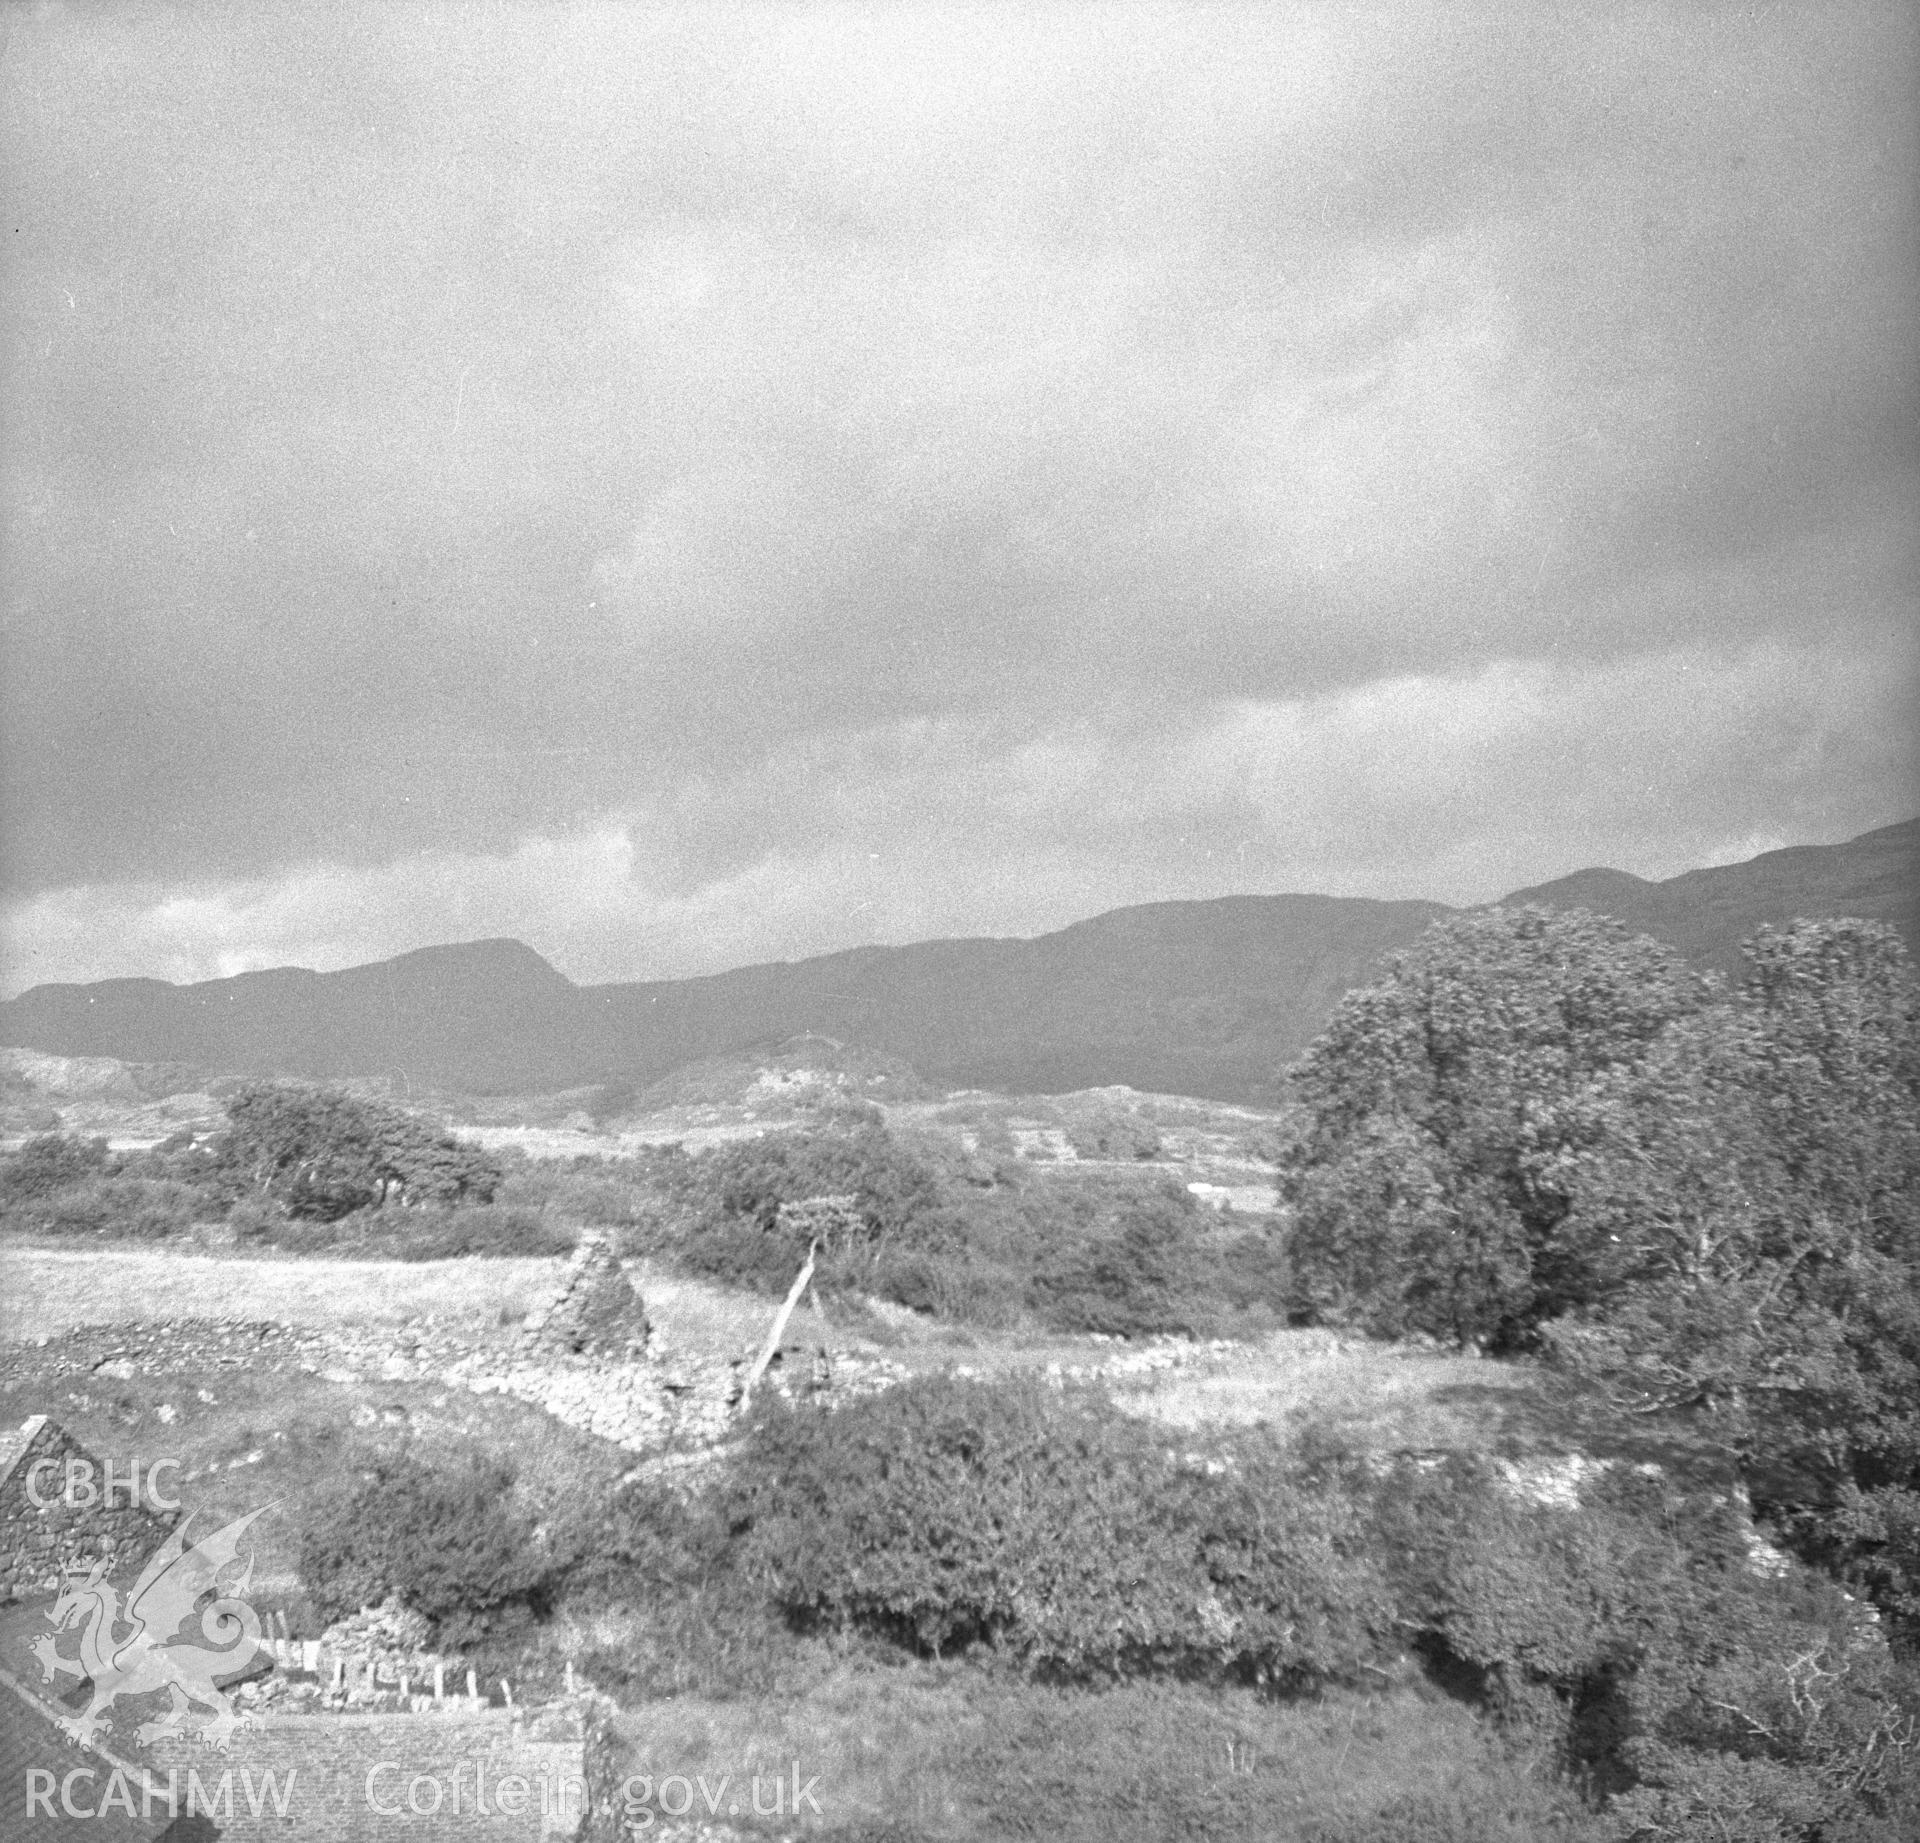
433;1662;445;1706
739;1241;818;1413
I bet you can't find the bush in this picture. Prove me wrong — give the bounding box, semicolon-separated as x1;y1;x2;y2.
539;1171;654;1229
1065;1105;1163;1161
1356;1448;1920;1828
725;1375;1387;1685
8;1175;201;1240
0;1132;110;1201
1026;1192;1212;1337
553;1475;798;1699
868;1243;1027;1327
1210;1226;1293;1320
667;1123;943;1295
379;1204;573;1260
225;1194;287;1242
299;1448;555;1643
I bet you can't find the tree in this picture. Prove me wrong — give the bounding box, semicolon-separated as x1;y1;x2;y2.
1547;920;1920;1632
217;1082;501;1219
1282;906;1713;1347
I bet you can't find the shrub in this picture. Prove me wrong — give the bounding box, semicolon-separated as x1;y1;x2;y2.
1026;1191;1212;1336
1357;1449;1920;1828
1065;1105;1163;1161
382;1204;573;1260
0;1132;111;1201
225;1194;287;1243
235;1201;572;1259
9;1175;200;1240
539;1171;653;1229
725;1375;1387;1685
669;1124;943;1294
299;1448;554;1642
1209;1226;1293;1320
553;1475;798;1699
868;1244;1027;1327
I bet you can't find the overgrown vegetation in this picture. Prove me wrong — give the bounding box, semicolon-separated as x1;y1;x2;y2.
725;1376;1380;1685
0;1083;1288;1333
1281;909;1920;1671
306;1373;1915;1837
0;1082;564;1256
299;1446;558;1645
592;1116;1289;1338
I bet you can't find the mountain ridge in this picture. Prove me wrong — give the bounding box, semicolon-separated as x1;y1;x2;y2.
4;820;1913;1104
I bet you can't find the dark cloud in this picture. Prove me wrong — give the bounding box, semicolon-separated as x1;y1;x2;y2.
2;3;1914;988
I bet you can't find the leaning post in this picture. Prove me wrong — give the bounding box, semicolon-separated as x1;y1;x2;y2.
739;1240;820;1414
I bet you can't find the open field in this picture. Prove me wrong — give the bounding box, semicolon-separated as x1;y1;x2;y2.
0;1239;1552;1462
0;1242;563;1339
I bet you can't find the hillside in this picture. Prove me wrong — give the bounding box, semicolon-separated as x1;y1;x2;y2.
3;819;1913;1104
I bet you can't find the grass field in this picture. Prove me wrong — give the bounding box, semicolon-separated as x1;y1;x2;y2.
0;1242;563;1339
598;1664;1592;1841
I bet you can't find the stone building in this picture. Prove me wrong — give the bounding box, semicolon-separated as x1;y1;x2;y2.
1;1417;177;1601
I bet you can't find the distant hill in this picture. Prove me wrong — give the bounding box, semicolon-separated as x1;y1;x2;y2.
1504;818;1918;978
3;820;1913;1105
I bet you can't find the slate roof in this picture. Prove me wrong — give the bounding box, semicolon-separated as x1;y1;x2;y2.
0;1659;183;1841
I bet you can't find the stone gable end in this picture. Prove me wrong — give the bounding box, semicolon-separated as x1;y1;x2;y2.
519;1233;649;1360
1;1418;178;1600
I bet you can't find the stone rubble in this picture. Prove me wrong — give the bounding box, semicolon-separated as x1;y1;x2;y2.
0;1248;911;1466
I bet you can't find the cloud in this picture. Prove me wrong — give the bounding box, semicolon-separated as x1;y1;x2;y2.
7;626;1906;997
1;4;1914;986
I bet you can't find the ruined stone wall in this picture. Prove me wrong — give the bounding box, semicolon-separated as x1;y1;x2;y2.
7;1310;908;1477
518;1231;649;1360
0;1415;176;1598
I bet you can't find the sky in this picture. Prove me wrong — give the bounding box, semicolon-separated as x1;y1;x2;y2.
2;3;1915;996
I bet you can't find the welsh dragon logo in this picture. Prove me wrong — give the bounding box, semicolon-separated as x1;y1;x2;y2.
30;1506;272;1751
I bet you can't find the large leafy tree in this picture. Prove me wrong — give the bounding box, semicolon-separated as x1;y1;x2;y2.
1282;905;1713;1347
1284;905;1920;1631
1548;920;1920;1628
